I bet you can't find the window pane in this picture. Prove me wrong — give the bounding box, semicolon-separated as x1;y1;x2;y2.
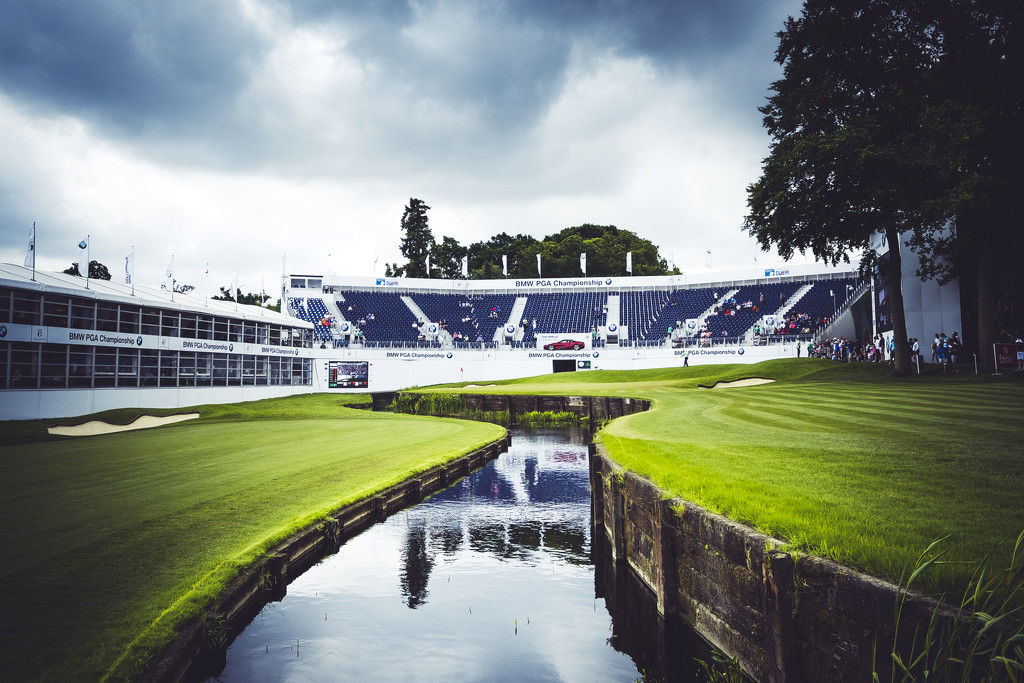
140;349;159;386
119;306;140;334
10;343;39;389
96;304;118;332
69;348;93;387
43;296;70;327
117;348;138;387
41;345;67;388
95;348;117;387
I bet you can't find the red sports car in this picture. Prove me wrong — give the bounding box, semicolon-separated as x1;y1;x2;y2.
544;339;584;351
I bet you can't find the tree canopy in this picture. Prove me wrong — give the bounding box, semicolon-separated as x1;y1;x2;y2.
386;199;677;280
744;0;1023;371
63;260;112;280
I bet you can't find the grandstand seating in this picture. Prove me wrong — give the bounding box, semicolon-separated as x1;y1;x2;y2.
519;292;607;345
337;291;420;343
288;276;861;348
409;293;517;343
289;297;334;342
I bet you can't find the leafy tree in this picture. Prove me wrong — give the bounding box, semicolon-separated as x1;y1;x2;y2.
63;260;112;280
211;287;278;310
904;0;1024;360
747;0;1024;370
397;198;433;279
430;235;468;279
744;0;942;375
467;232;541;279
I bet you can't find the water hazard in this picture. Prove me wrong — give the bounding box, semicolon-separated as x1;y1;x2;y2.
204;427;646;681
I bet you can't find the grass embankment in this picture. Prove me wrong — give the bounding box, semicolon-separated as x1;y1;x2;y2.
430;359;1024;596
0;394;504;682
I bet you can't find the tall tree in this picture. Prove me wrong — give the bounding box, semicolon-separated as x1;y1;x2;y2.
397;198;434;279
744;0;942;375
430;235;468;279
906;0;1024;361
63;260;112;280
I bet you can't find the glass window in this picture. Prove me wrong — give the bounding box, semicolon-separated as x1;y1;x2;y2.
229;320;242;343
227;355;241;386
290;278;306;288
0;287;11;323
178;351;196;387
242;354;255;385
214;318;229;341
307;279;322;289
197;315;214;340
180;313;197;339
96;303;118;332
254;356;268;385
0;343;8;388
195;354;212;386
69;347;93;387
212;354;227;386
119;306;140;334
243;323;256;344
118;348;138;387
10;342;39;389
140;349;159;386
13;292;41;326
159;351;178;387
95;348;117;387
269;356;281;385
142;309;160;335
161;311;180;338
41;345;67;388
71;299;95;330
43;296;70;327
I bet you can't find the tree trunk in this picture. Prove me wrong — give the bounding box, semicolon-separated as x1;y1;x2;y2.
975;241;995;370
886;226;911;375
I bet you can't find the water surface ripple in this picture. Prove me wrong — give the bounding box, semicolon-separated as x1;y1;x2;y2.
206;427;642;682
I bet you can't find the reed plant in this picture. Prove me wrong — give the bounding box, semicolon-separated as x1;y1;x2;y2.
877;530;1024;682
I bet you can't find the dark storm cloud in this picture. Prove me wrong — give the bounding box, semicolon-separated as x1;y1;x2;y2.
0;0;266;135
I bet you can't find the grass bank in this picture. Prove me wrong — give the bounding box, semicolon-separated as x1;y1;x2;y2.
428;359;1024;596
0;394;504;682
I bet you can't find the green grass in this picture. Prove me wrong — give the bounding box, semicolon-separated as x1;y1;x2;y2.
429;359;1024;596
0;394;504;682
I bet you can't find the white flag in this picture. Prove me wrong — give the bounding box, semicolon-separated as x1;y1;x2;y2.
426;253;431;275
461;255;468;278
502;254;508;276
164;255;174;291
230;272;238;301
705;250;712;269
626;251;632;273
580;252;587;275
77;237;90;276
537;253;542;277
24;224;35;268
125;250;134;284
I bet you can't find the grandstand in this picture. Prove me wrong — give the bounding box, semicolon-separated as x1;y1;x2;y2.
8;255;964;420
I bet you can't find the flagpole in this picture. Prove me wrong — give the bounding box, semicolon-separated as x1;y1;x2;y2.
30;222;36;281
130;245;135;296
85;234;90;289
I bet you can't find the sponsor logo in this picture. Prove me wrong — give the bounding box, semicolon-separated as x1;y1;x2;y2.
506;325;515;333
0;325;6;338
608;323;617;332
375;278;400;286
605;278;612;285
446;352;453;359
429;324;437;333
593;351;599;358
738;348;745;355
764;268;791;277
229;343;234;352
136;336;143;346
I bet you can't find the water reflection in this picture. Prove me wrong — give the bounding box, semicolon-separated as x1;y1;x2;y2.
206;427;640;682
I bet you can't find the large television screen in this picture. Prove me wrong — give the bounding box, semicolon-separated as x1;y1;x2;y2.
329;361;369;388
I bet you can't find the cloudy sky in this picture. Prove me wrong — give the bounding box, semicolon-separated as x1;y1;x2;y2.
0;0;806;294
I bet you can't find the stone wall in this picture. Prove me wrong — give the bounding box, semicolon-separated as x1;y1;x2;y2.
144;433;511;683
589;443;942;682
393;392;650;428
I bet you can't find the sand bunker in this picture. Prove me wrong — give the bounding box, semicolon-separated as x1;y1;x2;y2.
462;384;497;388
698;378;776;390
48;413;200;437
